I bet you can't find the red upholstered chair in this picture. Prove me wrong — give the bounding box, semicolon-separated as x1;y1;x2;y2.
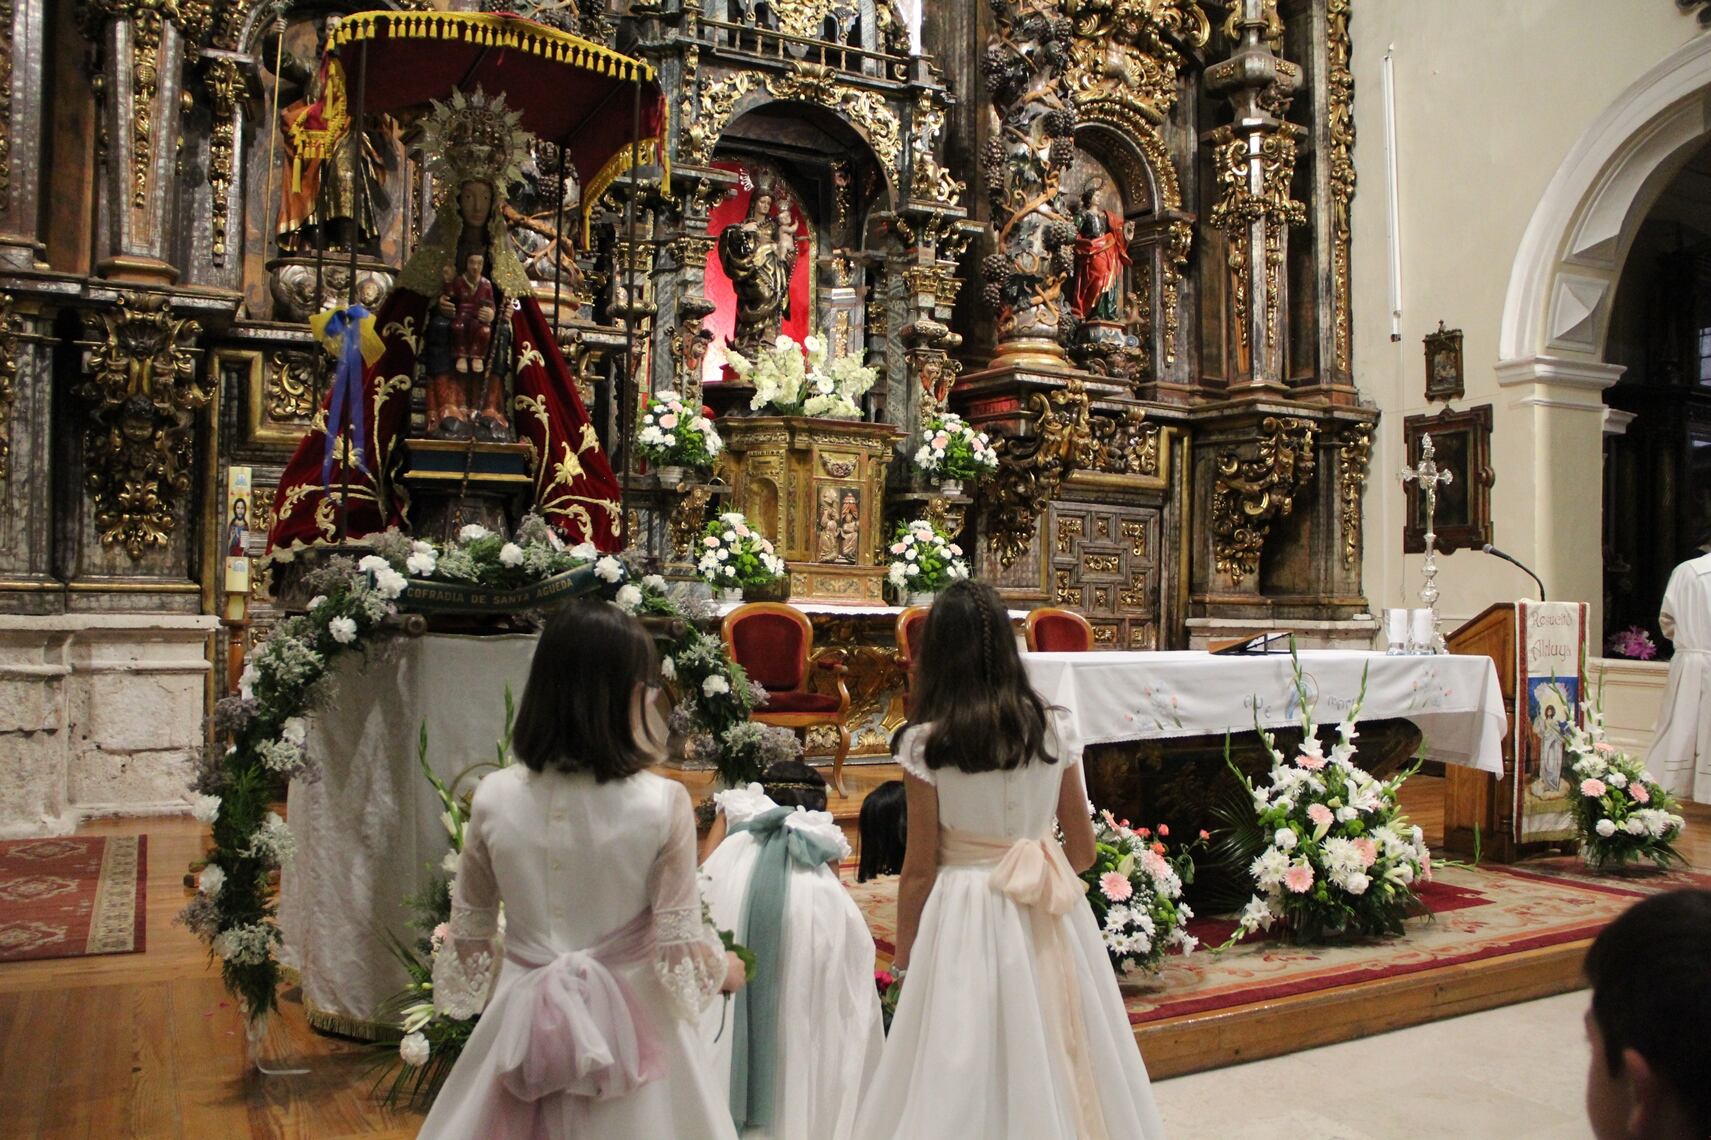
894;605;931;716
721;603;853;794
1025;607;1095;652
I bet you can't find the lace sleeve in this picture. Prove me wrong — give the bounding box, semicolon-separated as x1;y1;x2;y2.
895;724;935;784
650;782;726;1021
431;786;501;1020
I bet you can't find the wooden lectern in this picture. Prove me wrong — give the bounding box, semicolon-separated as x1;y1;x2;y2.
1444;603;1519;861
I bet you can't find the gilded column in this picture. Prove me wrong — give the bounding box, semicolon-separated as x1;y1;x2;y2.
1205;0;1304;391
82;0;207;284
0;0;48;268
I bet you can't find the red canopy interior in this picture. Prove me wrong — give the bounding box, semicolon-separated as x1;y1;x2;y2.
332;11;666;193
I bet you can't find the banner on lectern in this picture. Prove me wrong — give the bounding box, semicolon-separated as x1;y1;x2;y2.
1514;600;1589;844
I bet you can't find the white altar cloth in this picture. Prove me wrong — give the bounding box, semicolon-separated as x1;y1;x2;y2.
1022;650;1506;774
279;633;537;1035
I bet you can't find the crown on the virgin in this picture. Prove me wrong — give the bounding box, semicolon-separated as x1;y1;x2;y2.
419;86;532;191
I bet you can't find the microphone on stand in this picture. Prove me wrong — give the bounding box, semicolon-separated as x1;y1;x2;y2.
1481;543;1546;601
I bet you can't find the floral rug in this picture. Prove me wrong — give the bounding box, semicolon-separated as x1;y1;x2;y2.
839;859;1702;1027
0;836;147;963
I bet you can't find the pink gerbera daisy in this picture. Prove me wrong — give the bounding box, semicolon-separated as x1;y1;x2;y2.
1630;783;1650;804
1283;863;1315;893
1307;803;1335;828
1099;871;1134;902
1580;778;1607;798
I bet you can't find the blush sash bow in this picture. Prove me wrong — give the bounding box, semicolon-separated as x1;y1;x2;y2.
938;825;1109;1140
488;907;665;1120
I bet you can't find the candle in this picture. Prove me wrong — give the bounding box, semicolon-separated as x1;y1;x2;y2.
1411;608;1436;653
1385;609;1409;654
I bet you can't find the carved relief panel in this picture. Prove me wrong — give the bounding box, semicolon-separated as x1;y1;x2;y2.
1047;499;1163;649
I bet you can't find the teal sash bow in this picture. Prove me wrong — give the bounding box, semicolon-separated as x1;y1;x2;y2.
727;806;843;1131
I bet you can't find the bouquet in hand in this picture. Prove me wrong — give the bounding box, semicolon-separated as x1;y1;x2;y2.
874;968;903;1033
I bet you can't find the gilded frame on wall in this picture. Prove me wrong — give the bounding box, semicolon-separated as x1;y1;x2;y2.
1423;321;1464;402
1402;404;1494;554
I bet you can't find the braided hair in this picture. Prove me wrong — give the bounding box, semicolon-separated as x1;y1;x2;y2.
900;579;1052;773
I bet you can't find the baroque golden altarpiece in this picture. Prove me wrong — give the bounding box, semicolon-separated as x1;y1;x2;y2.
0;0;1373;764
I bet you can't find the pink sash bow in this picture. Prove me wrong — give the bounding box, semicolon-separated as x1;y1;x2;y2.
939;826;1109;1140
487;907;665;1132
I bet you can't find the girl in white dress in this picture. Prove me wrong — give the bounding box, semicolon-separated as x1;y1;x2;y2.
699;762;884;1139
419;602;744;1140
853;580;1167;1140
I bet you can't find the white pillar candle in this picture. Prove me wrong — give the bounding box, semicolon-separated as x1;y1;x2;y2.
1385;608;1409;646
1410;608;1436;652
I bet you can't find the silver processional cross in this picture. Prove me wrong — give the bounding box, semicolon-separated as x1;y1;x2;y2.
1400;433;1454;653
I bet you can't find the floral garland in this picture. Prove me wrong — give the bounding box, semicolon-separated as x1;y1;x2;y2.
908;412;998;485
1081;809;1203;973
885;518;969;596
726;333;877;419
184;515;763;1024
637;390;723;473
697;511;787;590
1566;701;1686;870
1221;654;1431;944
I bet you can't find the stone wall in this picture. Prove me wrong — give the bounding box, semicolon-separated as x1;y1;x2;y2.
0;615;214;837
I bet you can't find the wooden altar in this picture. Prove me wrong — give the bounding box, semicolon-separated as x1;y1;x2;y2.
720;417;903;603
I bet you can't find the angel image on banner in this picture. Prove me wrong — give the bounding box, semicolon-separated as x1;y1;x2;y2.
266;88;622;558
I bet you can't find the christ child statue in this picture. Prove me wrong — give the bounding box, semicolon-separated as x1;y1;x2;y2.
450;250;497;374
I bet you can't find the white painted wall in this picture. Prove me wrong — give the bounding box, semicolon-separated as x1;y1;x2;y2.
1349;1;1700;637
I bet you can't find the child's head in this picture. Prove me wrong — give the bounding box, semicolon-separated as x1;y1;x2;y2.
907;579;1049;773
513;600;660;781
464;250;485;277
857;779;906;882
1583;889;1711;1139
761;760;827;813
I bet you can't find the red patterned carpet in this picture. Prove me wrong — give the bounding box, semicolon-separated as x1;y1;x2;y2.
841;859;1711;1027
0;835;147;963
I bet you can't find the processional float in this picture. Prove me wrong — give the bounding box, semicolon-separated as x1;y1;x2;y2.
264;11;667;592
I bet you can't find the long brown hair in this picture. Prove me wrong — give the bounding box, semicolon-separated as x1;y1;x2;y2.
512;600;658;781
903;579;1051;772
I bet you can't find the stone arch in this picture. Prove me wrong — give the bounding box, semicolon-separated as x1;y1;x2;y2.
1501;33;1711;365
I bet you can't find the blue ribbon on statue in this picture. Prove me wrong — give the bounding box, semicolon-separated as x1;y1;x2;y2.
727;805;844;1132
311;304;377;489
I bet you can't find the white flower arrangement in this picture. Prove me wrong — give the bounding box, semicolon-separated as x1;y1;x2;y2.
1566;702;1686;870
1080;810;1202;974
636;391;723;471
725;334;876;419
910;413;998;485
1226;652;1429;944
885;519;969;595
696;511;786;588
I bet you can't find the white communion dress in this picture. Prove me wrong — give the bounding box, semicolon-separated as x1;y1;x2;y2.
1652;551;1711;801
699;785;884;1140
417;766;737;1140
853;716;1167;1140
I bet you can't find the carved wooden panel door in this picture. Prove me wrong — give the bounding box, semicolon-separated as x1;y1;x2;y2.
1048;500;1162;649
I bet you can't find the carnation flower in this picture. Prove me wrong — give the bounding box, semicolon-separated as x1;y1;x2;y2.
703;674;730;697
499;542;525;567
399;1031;431;1067
405;550;437;576
643;574;667;592
281;716;308;747
615;584;644;613
568;542;598;561
1274;828;1297;851
190;793;222;825
328;616;358;644
1099;871;1134;902
660;656;676;680
198;864;225;897
594;556;625;583
357;554;389;574
371;568;408;600
1580;778;1607;798
458;524;491;542
307;595;328;612
1343;871;1372;895
1595;818;1618;837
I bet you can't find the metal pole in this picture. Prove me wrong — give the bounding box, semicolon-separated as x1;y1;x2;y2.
551;141;568;352
336;40;368;543
618;79;644;552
